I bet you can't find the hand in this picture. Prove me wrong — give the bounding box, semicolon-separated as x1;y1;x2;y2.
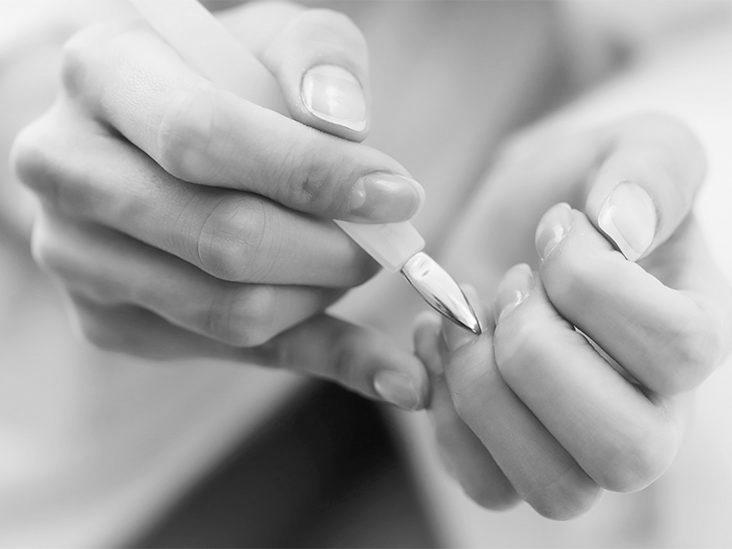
11;3;429;410
414;114;732;517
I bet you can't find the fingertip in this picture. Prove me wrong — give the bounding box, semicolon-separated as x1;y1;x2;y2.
259;8;372;142
494;263;534;325
373;366;427;411
536;204;616;266
372;343;431;411
345;173;424;223
535;203;573;262
413;311;444;376
595;181;657;262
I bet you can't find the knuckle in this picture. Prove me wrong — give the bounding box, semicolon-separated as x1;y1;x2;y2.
206;286;276;347
526;469;600;521
60;25;105;97
61;22;148;101
11;121;59;199
595;419;677;493
12;118;88;214
156;86;216;182
196;196;269;281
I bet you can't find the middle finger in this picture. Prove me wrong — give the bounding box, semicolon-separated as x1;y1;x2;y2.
26;118;375;286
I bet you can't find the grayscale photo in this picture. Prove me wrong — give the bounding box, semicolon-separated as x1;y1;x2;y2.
2;0;732;547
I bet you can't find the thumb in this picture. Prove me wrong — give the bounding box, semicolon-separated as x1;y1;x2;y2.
584;114;706;261
254;6;371;141
219;3;370;140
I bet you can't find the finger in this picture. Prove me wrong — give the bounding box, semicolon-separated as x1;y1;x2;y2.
68;292;430;411
69;294;253;361
33;210;340;347
14;120;376;286
493;264;686;493
252;6;371;139
431;374;520;511
413;311;446;376
536;204;727;395
262;314;430;410
584;114;706;261
440;293;600;520
61;22;422;222
414;314;519;510
147;2;370;138
643;216;732;361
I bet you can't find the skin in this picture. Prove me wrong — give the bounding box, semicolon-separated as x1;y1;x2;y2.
10;3;430;408
415;115;732;519
9;2;732;517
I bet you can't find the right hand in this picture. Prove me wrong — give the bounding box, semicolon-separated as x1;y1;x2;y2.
11;3;429;411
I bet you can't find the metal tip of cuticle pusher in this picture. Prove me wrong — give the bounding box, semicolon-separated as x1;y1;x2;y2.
401;252;482;335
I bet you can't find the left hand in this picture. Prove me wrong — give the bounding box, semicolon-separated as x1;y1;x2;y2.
414;113;732;519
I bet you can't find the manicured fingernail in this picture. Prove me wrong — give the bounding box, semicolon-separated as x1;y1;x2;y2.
301;64;367;132
597;182;656;262
373;371;421;411
494;264;533;323
535;203;573;261
349;173;424;222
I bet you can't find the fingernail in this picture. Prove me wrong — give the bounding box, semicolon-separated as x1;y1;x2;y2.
494;264;533;324
535;203;573;261
349;173;425;222
301;64;367;132
597;182;656;262
373;371;422;411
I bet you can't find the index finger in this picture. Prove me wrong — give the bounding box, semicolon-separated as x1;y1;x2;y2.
61;22;423;223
